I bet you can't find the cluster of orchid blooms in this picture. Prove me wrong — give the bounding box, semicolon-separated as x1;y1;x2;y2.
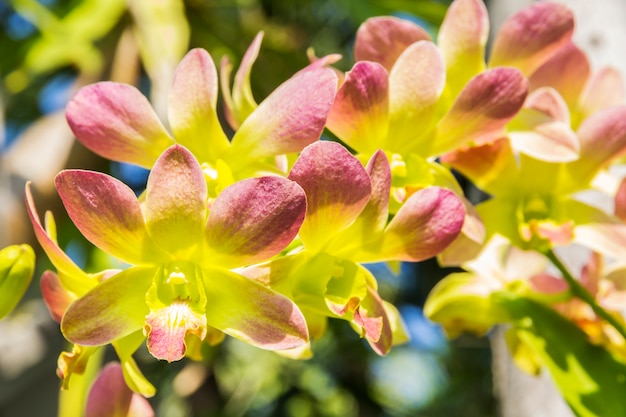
4;0;626;413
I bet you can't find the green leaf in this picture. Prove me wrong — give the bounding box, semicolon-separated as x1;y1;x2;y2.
497;295;626;417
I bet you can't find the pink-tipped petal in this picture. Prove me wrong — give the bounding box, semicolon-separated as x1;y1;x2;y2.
579;67;626;119
204;176;306;268
441;138;519;197
55;170;161;265
86;362;155;417
326;61;390;155
231;32;264;126
61;268;153;346
203;268;309;350
25;183;91;293
564;106;626;189
438;0;489;93
168;49;230;163
565;199;626;259
66;82;174;168
433;67;528;155
354;16;431;72
230;66;337;162
144;301;207;362
528;42;591;108
509;88;579;162
288;141;371;251
387;41;445;154
489;2;574;76
144;145;207;255
41;270;74;323
373;187;465;262
355;287;392;356
363;150;391;231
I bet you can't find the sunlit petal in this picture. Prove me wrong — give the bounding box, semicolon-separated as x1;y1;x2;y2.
326;61;389;155
204;176;306;268
144;145;207;256
433;67;528;155
438;0;489;94
229;66;337;163
25;183;92;292
168;49;230;163
289;141;371;252
41;270;74;323
203;268;309;350
489;2;574;76
354;16;431;72
61;268;153;346
66;82;174;168
55;170;163;265
579;67;625;120
370;187;465;262
387;41;445;154
528;42;590;108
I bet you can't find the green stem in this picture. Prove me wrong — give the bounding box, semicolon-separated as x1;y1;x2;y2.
543;249;626;342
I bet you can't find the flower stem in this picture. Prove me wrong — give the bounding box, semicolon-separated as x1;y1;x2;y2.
543;249;626;342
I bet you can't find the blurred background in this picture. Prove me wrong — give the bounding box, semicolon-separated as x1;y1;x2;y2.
0;0;500;416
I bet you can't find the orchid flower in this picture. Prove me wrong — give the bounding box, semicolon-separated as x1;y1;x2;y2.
424;234;558;338
35;144;310;369
243;141;465;356
327;8;533;266
443;102;626;259
66;36;337;196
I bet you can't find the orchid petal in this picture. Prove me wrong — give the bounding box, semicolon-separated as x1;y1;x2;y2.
438;197;485;266
41;270;74;323
288;141;371;252
367;187;465;262
354;16;431;72
528;42;590;108
326;61;389;155
66;82;174;168
203;268;309;350
579;67;625;120
231;32;264;127
25;183;92;293
144;145;207;256
326;150;391;257
509;88;579;162
438;0;489;94
564;199;626;259
387;41;445;154
424;272;510;338
55;170;162;265
204;176;306;268
86;362;155;417
61;267;153;346
144;301;207;362
564;106;626;190
489;2;574;76
168;49;230;163
433;67;528;156
363;150;391;232
229;66;337;163
355;286;392;356
441;138;519;197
